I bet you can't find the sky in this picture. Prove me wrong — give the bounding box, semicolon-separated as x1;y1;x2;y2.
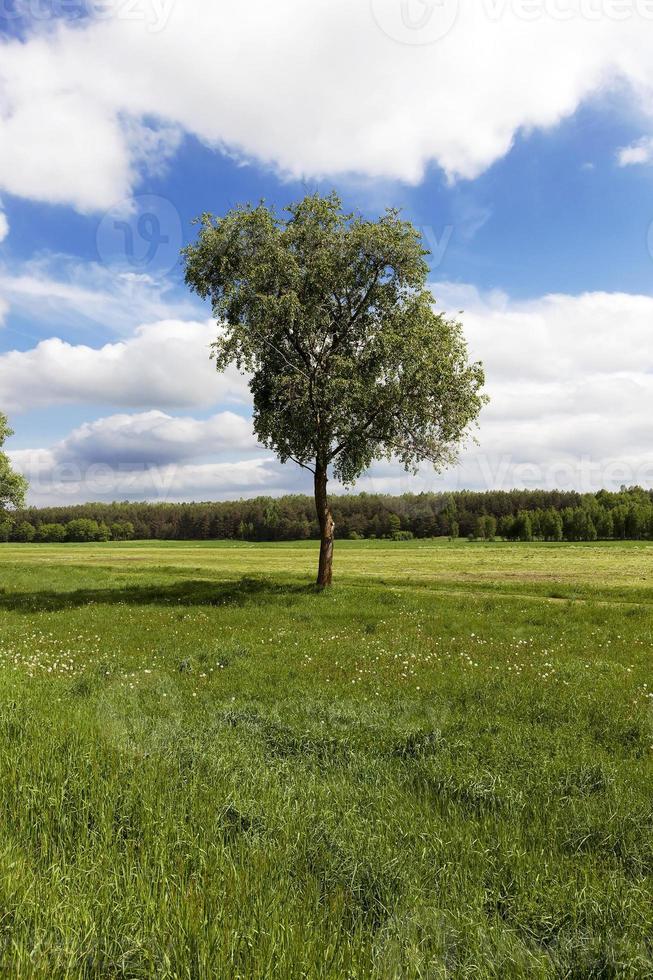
1;0;653;506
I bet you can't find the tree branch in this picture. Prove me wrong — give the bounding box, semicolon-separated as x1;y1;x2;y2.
288;455;315;475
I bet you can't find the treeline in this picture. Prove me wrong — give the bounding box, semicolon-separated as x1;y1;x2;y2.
3;486;653;543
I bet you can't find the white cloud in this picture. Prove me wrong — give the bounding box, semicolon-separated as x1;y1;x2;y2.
52;409;258;466
0;254;194;335
0;211;8;242
435;284;653;381
0;36;180;212
617;136;653;166
430;283;653;490
7;283;653;502
9;407;283;506
12;453;286;507
2;2;653;210
0;318;249;413
10;407;259;483
329;284;653;496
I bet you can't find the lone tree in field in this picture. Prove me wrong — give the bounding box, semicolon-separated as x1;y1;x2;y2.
0;414;27;512
183;193;485;586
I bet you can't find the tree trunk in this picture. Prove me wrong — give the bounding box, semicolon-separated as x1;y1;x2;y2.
314;464;334;587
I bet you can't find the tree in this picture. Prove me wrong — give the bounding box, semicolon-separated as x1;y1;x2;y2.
36;523;67;543
473;515;484;539
514;511;533;542
96;522;111;542
110;520;135;541
625;504;647;540
441;494;459;539
542;508;563;542
476;514;497;540
387;513;402;539
264;501;281;539
67;518;103;542
595;508;614;540
183;193;485;585
13;521;35;542
497;514;515;539
0;415;27;515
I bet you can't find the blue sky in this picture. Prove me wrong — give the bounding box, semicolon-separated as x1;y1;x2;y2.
2;0;653;504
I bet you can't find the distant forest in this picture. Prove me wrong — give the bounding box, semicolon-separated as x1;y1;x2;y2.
4;486;653;543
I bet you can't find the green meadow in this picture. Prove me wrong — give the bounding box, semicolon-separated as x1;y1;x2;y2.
0;538;651;978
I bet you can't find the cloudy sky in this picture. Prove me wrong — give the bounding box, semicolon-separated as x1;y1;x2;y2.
2;0;653;505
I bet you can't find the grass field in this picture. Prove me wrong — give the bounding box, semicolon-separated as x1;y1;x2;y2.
0;538;651;978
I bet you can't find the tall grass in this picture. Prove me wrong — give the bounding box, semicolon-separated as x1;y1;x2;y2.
0;540;650;976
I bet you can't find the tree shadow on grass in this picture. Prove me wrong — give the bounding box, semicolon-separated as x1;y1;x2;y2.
0;576;318;614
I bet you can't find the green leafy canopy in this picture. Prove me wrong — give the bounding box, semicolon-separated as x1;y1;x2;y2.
183;192;486;484
0;414;27;511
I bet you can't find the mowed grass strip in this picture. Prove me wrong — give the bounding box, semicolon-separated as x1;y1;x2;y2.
0;539;651;977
